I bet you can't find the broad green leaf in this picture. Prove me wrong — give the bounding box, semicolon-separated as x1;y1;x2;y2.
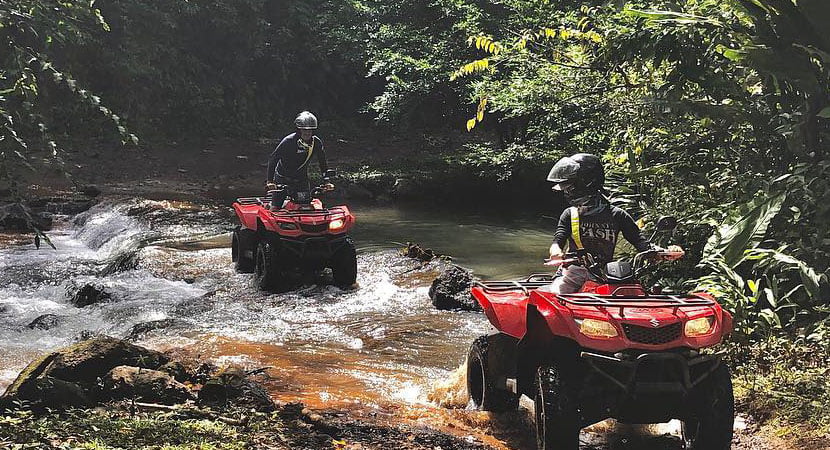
704;193;786;267
817;107;830;119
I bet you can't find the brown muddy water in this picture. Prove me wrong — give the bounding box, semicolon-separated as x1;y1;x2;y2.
0;198;703;449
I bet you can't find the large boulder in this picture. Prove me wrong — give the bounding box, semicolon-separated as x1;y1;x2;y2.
428;265;481;311
0;336;169;410
100;366;193;405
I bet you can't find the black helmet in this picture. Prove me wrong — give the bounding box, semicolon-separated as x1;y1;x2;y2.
546;153;604;206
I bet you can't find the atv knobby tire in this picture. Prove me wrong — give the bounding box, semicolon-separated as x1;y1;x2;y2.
534;364;580;450
331;237;357;287
682;362;734;450
255;240;285;292
467;335;518;412
232;227;256;273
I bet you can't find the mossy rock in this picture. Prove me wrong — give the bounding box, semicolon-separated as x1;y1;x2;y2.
0;336;169;410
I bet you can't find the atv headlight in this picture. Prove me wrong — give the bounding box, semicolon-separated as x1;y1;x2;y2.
329;218;345;231
685;316;714;337
278;222;298;230
575;318;618;339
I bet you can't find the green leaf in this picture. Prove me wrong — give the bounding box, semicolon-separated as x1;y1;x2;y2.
817;107;830;119
704;193;786;268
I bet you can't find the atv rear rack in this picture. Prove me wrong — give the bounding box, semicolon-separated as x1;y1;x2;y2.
473;280;550;295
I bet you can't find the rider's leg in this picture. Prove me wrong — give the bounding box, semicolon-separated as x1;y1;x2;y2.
546;265;590;294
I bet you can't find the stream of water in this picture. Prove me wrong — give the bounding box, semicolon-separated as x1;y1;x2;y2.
0;197;691;449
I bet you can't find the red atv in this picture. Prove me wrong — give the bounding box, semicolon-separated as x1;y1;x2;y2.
466;217;734;450
231;170;357;291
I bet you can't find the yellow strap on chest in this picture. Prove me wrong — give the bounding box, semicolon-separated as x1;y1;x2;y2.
570;206;584;250
298;139;315;170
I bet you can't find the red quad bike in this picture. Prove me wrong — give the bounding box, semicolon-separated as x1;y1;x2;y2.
231;169;357;292
466;217;734;450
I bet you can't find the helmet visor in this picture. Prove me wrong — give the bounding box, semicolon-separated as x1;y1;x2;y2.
546;157;580;183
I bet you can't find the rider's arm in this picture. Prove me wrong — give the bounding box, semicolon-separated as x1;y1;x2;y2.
267;136;292;183
550;208;572;258
315;136;329;174
616;208;652;252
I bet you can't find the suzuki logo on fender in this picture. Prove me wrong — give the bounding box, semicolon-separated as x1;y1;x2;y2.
649;318;660;328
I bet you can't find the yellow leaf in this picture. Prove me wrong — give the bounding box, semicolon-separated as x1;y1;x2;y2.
545;28;556;38
559;29;571;40
636;218;646;229
477;109;484;121
517;38;527;50
466;118;477;132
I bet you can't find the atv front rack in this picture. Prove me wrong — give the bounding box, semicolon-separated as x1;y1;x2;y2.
558;293;715;307
234;197;335;216
473;280;715;308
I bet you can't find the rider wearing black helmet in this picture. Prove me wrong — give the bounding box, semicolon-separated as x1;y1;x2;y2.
266;111;330;209
546;153;671;293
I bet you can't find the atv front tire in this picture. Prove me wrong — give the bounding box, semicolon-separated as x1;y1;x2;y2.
534;364;580;450
232;227;256;273
682;362;734;450
331;237;357;287
254;240;285;292
467;335;518;412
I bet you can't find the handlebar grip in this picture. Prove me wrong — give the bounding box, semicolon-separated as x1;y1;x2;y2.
544;258;578;266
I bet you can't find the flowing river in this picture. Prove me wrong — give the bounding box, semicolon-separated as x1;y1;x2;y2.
0;196;701;449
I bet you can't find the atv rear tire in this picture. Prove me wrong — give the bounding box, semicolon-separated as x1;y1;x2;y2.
682;362;734;450
534;364;580;450
331;237;357;287
232;227;256;273
467;335;518;412
254;240;285;292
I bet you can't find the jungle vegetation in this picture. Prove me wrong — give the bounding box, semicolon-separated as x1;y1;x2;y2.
2;0;829;435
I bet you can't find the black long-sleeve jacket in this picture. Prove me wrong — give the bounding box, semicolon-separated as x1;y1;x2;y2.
266;133;328;182
553;204;651;263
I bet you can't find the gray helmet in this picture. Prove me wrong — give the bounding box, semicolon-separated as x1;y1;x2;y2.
547;153;605;206
294;111;318;130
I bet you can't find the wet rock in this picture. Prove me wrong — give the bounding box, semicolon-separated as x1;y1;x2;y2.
198;366;275;412
66;282;112;307
400;242;446;262
100;250;140;275
0;203;53;231
1;337;170;410
100;366;194;405
81;185;101;197
429;265;481;311
26;314;66;330
126;319;187;341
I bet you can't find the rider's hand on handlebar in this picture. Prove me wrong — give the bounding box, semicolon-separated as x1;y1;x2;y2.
265;181;277;191
657;244;685;261
322;182;335;192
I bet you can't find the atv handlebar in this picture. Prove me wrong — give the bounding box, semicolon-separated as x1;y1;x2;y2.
544;247;684;272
